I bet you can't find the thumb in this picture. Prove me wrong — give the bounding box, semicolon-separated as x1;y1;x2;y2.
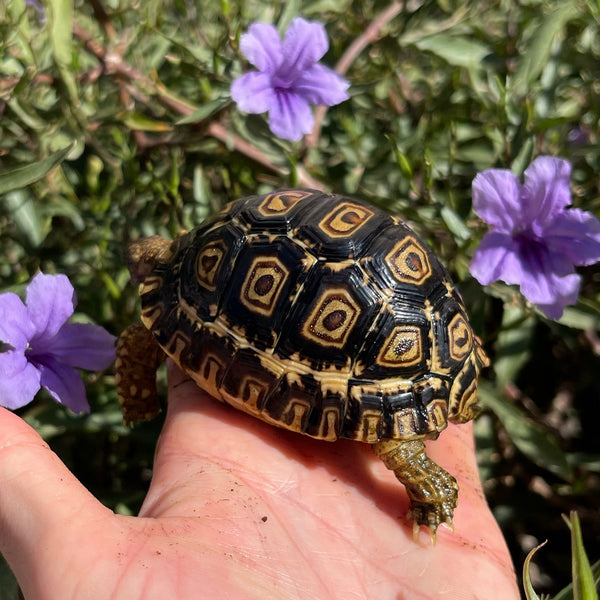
0;407;112;587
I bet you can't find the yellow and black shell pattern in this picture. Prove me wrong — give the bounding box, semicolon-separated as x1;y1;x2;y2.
138;189;486;443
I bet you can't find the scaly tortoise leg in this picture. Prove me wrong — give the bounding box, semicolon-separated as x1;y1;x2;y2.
373;439;458;541
115;323;165;425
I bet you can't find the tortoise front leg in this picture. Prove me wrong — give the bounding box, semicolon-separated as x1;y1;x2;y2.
373;439;458;541
115;323;165;425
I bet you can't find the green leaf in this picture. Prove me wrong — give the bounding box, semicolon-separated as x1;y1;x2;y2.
44;197;85;231
510;3;581;97
278;0;301;33
120;112;173;132
479;382;571;480
2;190;45;247
511;137;535;176
494;305;536;388
554;560;600;600
566;453;600;472
441;205;472;241
0;144;74;195
563;512;599;600
47;0;78;104
175;98;231;125
523;541;547;600
411;34;491;69
558;306;600;331
303;0;352;15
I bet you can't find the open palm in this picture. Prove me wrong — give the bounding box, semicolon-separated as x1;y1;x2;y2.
0;361;519;599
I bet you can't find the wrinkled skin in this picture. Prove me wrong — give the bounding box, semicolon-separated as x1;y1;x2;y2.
0;362;519;600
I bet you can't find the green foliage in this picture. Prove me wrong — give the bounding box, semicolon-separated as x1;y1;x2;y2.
479;382;572;481
524;541;550;600
523;514;599;600
1;0;599;596
563;512;599;600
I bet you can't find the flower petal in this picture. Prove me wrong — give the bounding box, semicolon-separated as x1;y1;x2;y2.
470;231;580;319
37;355;90;413
470;231;524;286
519;267;580;320
513;235;578;319
472;169;522;232
231;72;276;114
268;90;313;141
40;322;116;370
545;208;600;267
0;292;35;351
26;273;75;340
293;63;349;106
280;18;328;83
239;23;282;74
0;351;41;409
523;156;572;227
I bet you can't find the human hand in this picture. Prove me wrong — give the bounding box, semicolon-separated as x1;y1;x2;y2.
0;361;520;599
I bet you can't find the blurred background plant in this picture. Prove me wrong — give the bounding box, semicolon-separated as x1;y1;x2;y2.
0;0;599;597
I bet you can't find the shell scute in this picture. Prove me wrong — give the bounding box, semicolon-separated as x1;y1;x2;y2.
359;225;448;301
220;347;283;415
295;196;393;260
431;295;475;376
238;189;324;234
220;235;315;350
179;223;246;320
274;262;382;371
354;304;431;379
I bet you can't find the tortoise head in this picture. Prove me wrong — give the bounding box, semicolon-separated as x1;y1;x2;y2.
126;235;176;283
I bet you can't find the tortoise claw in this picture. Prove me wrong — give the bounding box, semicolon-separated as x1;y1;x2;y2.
411;516;454;545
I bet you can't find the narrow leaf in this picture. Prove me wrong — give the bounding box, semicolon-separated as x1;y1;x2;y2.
441;206;472;242
523;541;547;600
510;3;580;96
412;34;491;69
0;144;74;195
120;112;173;132
175;98;231;125
3;190;45;247
494;305;536;388
563;512;599;600
479;382;571;480
554;561;600;600
558;306;600;331
278;0;301;34
48;0;78;103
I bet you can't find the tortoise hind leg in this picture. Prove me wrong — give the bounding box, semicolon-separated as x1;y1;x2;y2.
373;439;458;541
115;323;165;425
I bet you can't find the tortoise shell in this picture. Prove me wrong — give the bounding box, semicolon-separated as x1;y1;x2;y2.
134;188;487;444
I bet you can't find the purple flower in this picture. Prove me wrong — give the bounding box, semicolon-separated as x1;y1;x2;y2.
231;17;349;141
470;156;600;319
0;273;116;412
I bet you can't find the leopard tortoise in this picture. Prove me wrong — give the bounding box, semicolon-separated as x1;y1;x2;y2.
115;188;489;538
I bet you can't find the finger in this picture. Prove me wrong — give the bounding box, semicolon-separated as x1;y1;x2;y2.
0;407;113;587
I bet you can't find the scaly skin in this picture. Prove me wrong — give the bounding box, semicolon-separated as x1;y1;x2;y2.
115;322;165;424
373;439;459;541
